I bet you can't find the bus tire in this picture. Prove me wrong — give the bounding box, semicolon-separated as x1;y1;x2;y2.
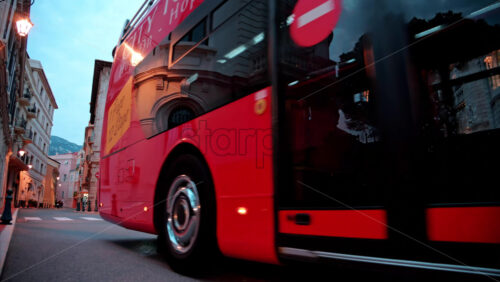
158;154;218;271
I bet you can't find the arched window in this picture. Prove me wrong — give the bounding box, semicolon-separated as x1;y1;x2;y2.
155;98;202;133
168;107;195;128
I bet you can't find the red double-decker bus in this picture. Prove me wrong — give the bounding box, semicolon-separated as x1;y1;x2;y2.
100;0;500;277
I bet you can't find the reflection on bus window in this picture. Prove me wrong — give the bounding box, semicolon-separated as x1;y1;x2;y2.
278;0;500;208
133;0;269;137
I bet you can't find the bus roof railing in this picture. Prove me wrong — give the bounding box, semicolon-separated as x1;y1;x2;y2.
120;0;158;43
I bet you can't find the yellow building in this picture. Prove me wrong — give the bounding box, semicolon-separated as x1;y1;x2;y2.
42;157;59;208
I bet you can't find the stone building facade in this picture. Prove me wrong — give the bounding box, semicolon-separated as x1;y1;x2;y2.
50;152;78;208
14;59;57;207
80;60;111;211
42;157;59;208
0;0;33;208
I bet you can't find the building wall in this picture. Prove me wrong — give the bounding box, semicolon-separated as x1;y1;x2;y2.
50;152;78;207
84;60;111;211
0;0;33;207
0;131;8;209
43;157;59;208
0;0;17;42
81;126;94;209
13;59;57;207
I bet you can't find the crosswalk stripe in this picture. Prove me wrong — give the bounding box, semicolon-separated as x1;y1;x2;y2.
24;217;41;221
53;217;73;221
80;217;103;221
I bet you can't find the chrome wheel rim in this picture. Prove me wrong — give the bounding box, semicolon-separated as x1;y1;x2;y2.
166;175;200;254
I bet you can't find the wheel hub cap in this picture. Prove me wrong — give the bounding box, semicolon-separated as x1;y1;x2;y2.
166;175;200;254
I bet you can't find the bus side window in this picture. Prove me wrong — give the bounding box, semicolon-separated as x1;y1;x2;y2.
135;1;269;137
171;0;269;113
173;18;208;62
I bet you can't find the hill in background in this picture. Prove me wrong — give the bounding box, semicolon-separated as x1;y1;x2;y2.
49;136;82;155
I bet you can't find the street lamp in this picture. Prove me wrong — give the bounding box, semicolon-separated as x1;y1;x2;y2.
18;149;26;157
14;0;35;37
16;18;33;37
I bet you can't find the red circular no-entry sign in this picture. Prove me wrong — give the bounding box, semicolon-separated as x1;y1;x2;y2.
95;172;100;178
290;0;342;47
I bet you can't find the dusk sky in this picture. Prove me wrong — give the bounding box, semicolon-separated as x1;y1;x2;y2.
27;0;143;145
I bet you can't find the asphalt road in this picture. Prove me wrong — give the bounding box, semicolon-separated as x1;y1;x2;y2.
0;208;414;282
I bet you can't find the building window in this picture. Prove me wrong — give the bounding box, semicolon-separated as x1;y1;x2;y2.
168;107;196;129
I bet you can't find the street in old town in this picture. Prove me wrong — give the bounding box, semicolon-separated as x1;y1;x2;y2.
0;208;390;282
1;0;500;281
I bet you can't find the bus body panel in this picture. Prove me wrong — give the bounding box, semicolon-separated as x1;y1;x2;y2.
100;87;277;263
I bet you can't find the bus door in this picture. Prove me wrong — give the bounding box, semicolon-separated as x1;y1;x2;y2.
275;0;500;274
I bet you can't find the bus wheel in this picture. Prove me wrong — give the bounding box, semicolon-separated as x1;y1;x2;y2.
159;154;217;270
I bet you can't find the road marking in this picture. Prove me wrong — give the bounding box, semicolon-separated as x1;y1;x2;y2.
53;217;73;221
80;217;103;221
298;1;335;28
24;217;41;221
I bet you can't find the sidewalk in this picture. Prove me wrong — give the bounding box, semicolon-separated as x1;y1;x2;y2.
70;207;99;215
0;207;18;277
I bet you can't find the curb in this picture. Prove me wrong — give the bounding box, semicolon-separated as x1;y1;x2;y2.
0;209;18;277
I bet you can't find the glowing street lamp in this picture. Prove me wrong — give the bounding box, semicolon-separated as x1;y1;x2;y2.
16;18;33;37
27;164;32;169
18;149;26;157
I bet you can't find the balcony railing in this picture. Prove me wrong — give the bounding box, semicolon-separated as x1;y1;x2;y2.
27;106;36;119
23;129;33;140
19;91;32;106
14;119;27;135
